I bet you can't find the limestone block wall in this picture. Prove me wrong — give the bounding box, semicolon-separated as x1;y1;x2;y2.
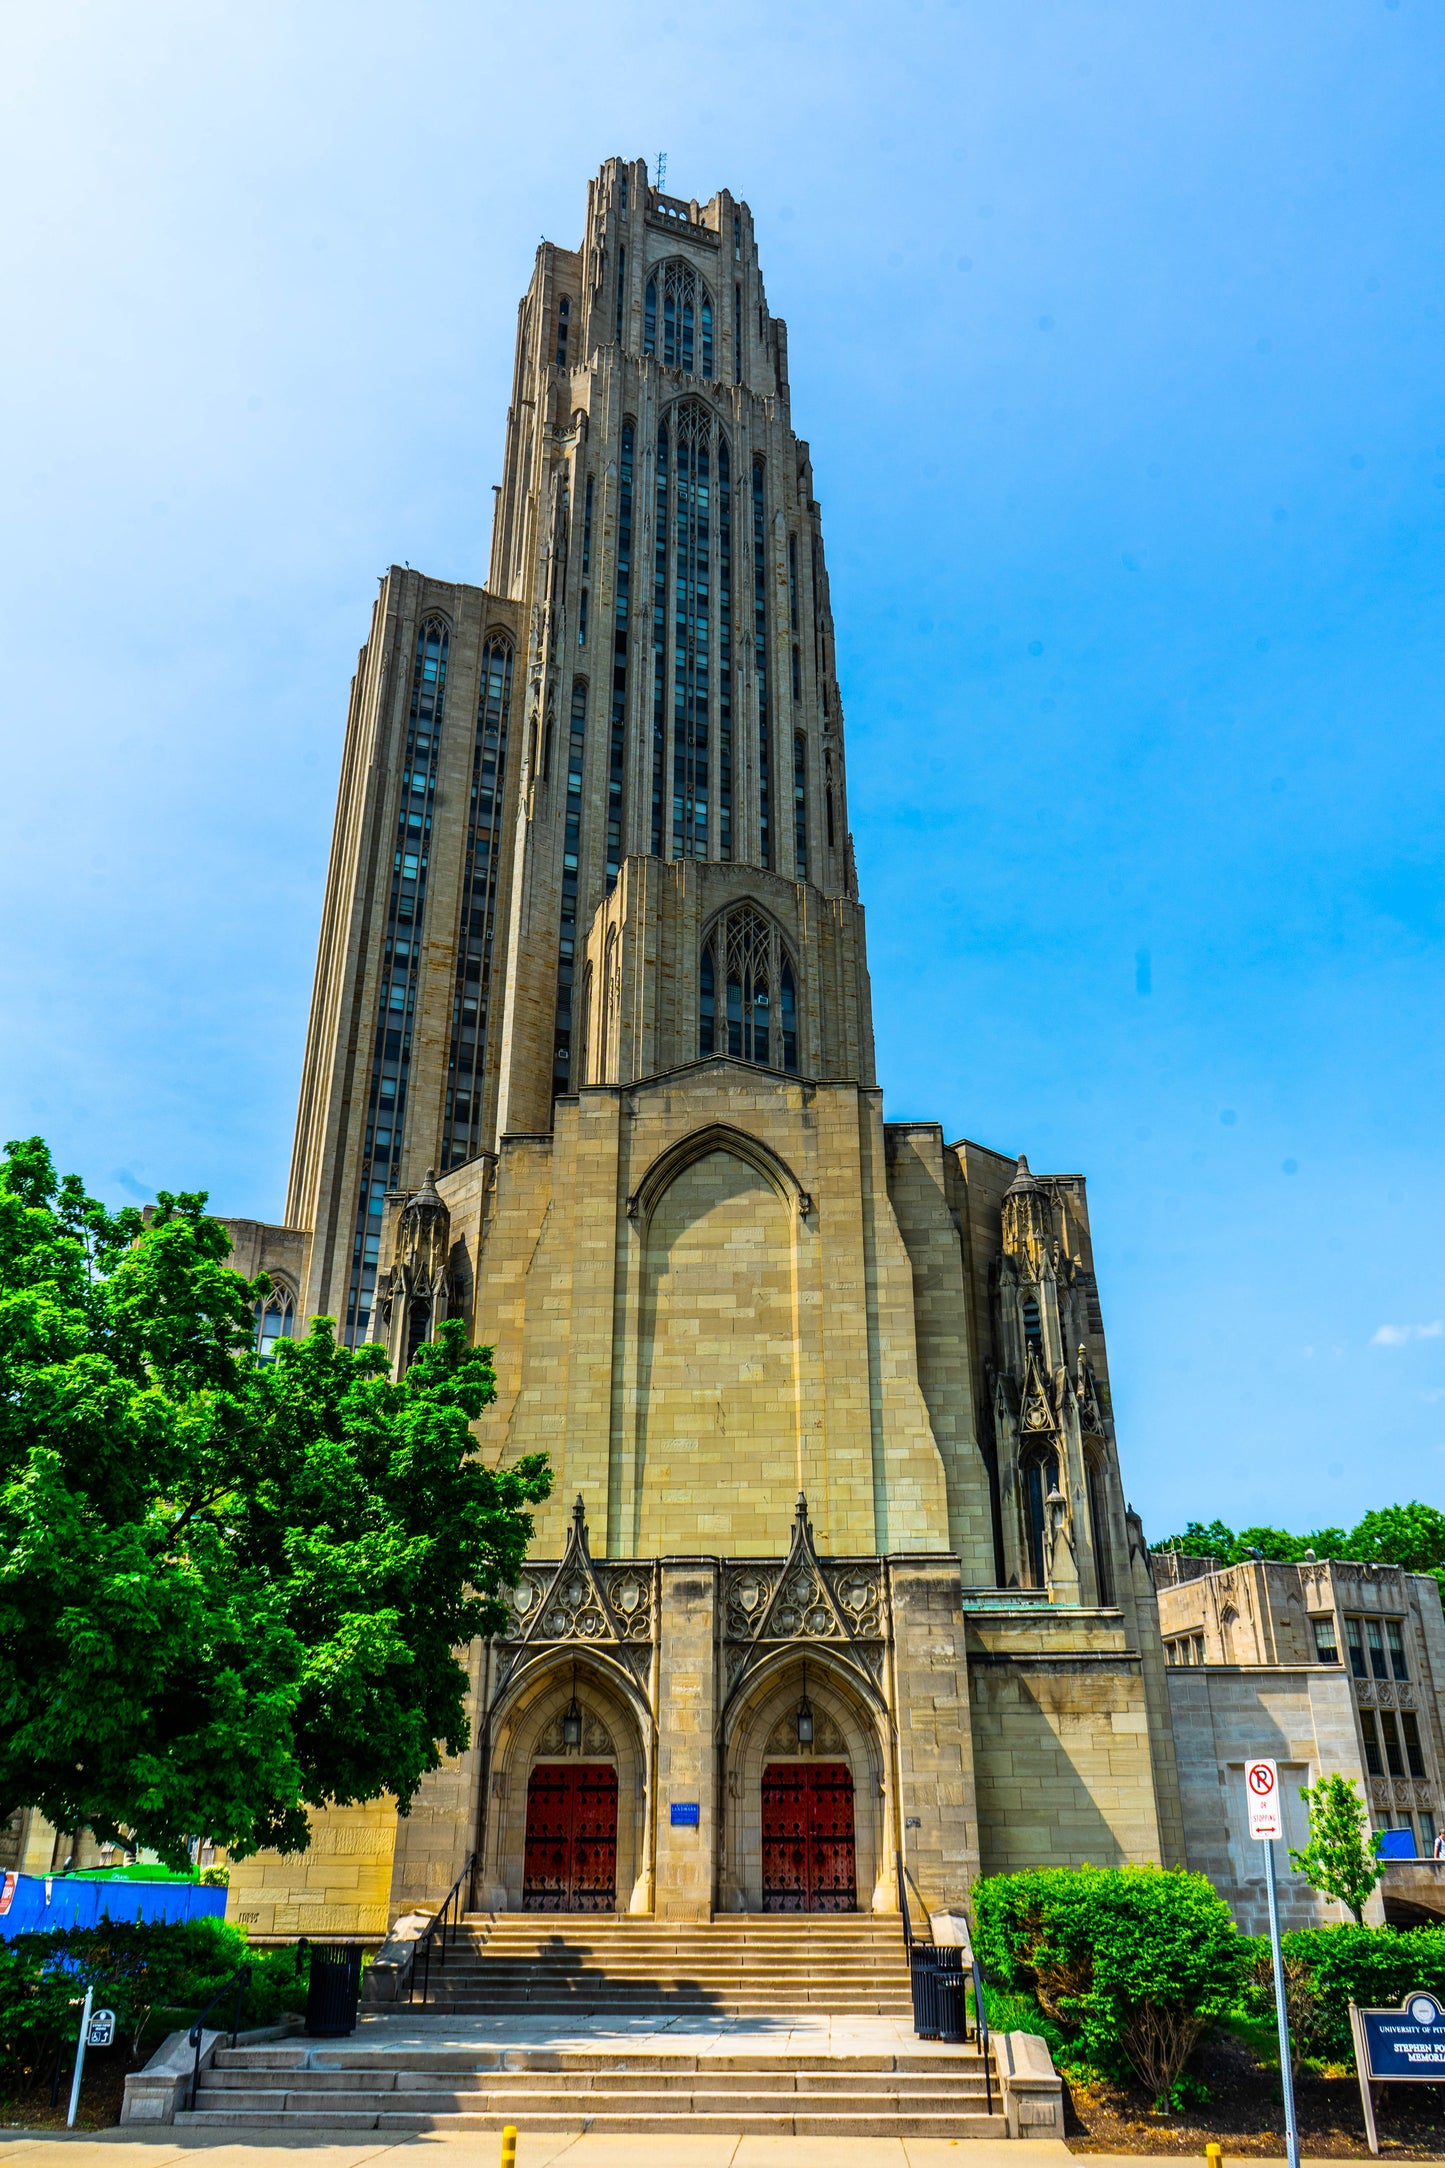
966;1605;1166;1875
890;1560;981;1916
1165;1663;1375;1930
226;1801;398;1942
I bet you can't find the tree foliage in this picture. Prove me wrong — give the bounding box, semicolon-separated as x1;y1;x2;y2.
1288;1773;1384;1926
1250;1925;1445;2062
972;1864;1248;2100
1151;1503;1445;1609
0;1137;551;1866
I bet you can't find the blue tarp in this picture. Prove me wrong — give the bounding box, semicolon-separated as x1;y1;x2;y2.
0;1874;229;1939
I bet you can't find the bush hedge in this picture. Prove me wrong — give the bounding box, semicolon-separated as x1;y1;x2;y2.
973;1864;1249;2098
1246;1926;1445;2063
0;1918;307;2098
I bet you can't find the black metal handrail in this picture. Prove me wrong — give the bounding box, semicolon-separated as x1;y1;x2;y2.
187;1962;252;2110
408;1851;476;2007
971;1945;994;2113
895;1848;913;1950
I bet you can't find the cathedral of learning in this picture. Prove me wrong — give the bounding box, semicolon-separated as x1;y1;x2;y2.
219;164;1445;1942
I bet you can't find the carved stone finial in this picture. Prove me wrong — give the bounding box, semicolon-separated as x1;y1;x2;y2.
572;1493;588;1548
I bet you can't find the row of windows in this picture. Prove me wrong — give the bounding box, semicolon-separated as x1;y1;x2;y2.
1346;1613;1410;1681
1361;1706;1429;1781
443;634;513;1165
1379;1809;1439;1855
1165;1634;1206;1667
346;618;450;1341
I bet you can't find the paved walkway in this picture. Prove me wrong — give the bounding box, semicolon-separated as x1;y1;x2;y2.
0;2138;1389;2165
265;2010;990;2059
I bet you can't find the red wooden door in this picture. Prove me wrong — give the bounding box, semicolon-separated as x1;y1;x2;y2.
761;1762;857;1912
522;1763;618;1911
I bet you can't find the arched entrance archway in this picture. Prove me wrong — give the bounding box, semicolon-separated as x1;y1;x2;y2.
720;1652;891;1914
481;1654;650;1914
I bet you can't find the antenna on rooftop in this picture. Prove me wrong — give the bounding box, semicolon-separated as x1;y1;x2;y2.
655;151;667;191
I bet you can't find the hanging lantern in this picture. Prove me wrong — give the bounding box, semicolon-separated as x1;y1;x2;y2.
796;1660;815;1748
561;1662;583;1749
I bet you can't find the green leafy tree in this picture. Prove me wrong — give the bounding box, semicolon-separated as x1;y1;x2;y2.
1289;1773;1383;1925
0;1137;551;1866
1347;1503;1445;1606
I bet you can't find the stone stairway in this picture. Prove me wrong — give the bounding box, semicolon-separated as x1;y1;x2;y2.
183;2040;1002;2139
175;1916;1007;2138
411;1912;916;2018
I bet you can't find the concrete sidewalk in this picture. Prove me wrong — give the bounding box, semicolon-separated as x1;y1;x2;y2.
0;2137;1390;2166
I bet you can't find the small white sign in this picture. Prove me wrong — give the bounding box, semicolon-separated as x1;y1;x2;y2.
1246;1757;1282;1840
86;2008;116;2048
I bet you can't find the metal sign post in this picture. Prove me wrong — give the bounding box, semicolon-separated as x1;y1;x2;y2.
1245;1758;1300;2168
66;1986;94;2129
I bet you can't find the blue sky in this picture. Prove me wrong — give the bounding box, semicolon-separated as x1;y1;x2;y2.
3;0;1443;1538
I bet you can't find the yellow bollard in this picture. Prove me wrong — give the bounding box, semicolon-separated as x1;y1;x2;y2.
1205;2145;1224;2168
500;2125;518;2168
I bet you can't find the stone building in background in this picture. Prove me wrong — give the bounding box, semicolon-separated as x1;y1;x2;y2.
207;165;1418;1941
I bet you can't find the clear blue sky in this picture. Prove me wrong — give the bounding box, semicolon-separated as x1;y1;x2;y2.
3;1;1443;1540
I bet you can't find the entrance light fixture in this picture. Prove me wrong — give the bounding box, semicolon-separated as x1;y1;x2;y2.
562;1662;583;1749
796;1661;815;1748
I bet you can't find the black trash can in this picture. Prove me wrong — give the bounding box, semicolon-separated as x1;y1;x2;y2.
305;1943;362;2037
933;1961;970;2045
909;1943;944;2039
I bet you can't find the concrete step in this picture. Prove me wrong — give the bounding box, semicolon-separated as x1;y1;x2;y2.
179;2109;1007;2137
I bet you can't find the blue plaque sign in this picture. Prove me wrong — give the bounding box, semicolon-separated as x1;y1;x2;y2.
670;1801;700;1827
1357;1993;1445;2078
1350;1992;1445;2153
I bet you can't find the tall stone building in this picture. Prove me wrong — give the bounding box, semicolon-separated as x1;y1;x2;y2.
220;165;1401;1939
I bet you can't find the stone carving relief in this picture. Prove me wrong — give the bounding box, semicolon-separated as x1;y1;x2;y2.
503;1496;657;1650
721;1493;886;1713
535;1708;617;1759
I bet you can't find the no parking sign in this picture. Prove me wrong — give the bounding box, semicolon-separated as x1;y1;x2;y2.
1246;1757;1282;1840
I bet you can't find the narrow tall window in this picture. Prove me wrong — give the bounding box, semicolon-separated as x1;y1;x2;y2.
793;730;807;879
647;261;714;378
582;474;594;574
753;459;770;866
1346;1616;1367;1678
615;245;627;339
1367;1617;1388;1680
1381;1710;1406;1778
1312;1616;1339;1663
254;1285;295;1362
733;210;741;261
608;420;634;889
1024;1452;1056;1588
650;420;669;855
1361;1709;1383;1776
577;588;588;645
347;616;450;1342
1087;1458;1114;1605
733;282;743;384
697;904;798;1074
552;677;587;1103
555;296;570;368
717;437;733;858
1402;1710;1428;1778
643;277;657;355
788;533;799;629
620;172;629;214
1022;1294;1043;1357
440;632;513;1172
1387;1619;1409;1680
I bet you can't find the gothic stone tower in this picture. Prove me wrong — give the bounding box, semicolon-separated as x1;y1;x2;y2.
224;164;1184;1937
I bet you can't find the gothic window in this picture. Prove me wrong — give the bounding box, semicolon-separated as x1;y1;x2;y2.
603;925;620;1076
346;615;449;1343
1022;1294;1043;1359
578;588;588;645
555;296;570;368
733;282;742;383
253;1283;295;1362
607;421;634;890
1023;1448;1057;1589
643;260;714;377
753;459;771;866
615;244;626;338
440;631;513;1172
551;677;587;1104
698;903;799;1074
793;730;808;879
1086;1455;1114;1606
582;474;593;574
651;399;731;861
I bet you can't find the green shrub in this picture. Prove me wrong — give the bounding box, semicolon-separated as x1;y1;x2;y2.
1246;1926;1445;2062
973;1864;1248;2100
0;1918;309;2094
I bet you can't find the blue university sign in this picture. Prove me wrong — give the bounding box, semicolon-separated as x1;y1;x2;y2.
1350;1992;1445;2154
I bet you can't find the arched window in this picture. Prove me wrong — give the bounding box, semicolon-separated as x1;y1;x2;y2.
555;295;570;368
643;260;714;377
1023;1448;1057;1589
698;903;799;1074
254;1283;295;1362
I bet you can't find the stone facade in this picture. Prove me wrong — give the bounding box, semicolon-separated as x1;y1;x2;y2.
213;164;1424;1943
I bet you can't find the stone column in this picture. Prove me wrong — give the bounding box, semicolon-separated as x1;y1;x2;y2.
654;1559;719;1919
888;1556;980;1917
